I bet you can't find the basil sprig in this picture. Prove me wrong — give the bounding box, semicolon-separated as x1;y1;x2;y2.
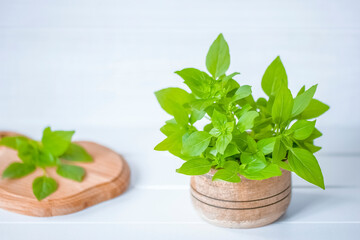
1;127;93;200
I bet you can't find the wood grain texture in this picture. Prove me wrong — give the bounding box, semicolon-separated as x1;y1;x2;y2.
190;169;291;228
0;132;130;217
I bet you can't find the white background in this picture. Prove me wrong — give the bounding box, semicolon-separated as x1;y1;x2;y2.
0;0;359;239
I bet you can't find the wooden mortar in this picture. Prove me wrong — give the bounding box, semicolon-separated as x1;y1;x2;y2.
190;169;291;228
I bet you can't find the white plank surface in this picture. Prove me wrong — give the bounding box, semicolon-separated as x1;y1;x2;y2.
0;0;360;239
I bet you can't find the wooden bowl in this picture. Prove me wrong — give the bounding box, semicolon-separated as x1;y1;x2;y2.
190;169;291;228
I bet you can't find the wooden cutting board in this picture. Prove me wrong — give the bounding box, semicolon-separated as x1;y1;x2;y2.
0;132;130;217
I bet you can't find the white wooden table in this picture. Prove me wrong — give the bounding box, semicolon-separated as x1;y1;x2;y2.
0;127;359;239
0;0;360;239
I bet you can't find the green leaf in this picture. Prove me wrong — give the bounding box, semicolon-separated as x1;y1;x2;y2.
32;176;58;201
17;139;39;164
182;131;212;156
307;128;322;140
190;109;206;124
206;33;230;78
223;143;240;158
241;151;267;172
212;161;241;182
272;136;287;163
56;164;85;182
176;158;212;175
246;135;258;153
155;130;186;152
211;109;227;129
243;163;282;180
272;86;293;126
296;85;306;96
36;149;58;167
231;85;252;102
42;127;75;157
216;132;232;154
2;162;36;179
175;68;212;98
292;85;317;117
60;143;93;162
190;99;214;112
261;56;288;96
232;131;248;152
257;137;276;155
222;72;240;85
155;88;191;125
288;148;325;189
303;142;322;153
276;160;292;171
209;128;221;137
289;120;316;140
160;119;180;136
238;111;259;132
298;99;329;119
0;136;29;149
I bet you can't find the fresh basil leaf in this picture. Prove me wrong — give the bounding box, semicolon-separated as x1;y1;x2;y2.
241;151;267;172
176;158;212;175
232;131;249;152
275;160;292;171
234;104;252;119
42;127;75;157
231;85;252;102
289;120;316;140
190;99;214;111
60;143;93;162
206;33;230;79
288;148;324;189
190;109;206;125
225;121;234;132
182;131;212;156
211;109;227;129
17;139;39;164
212;161;240;182
56;164;85;182
307;128;322;140
175;68;212;98
272;86;293;126
243;163;282;180
155;88;191;125
238;111;259;132
222;72;240;85
292;85;317;117
261;56;288;96
245;136;256;154
257;137;276;155
36;149;58;167
32;176;58;201
216;132;232;154
272;136;287;163
0;136;29;149
2;162;36;179
303;142;322;153
224;78;240;95
209;128;221;137
223;143;240;158
155;130;186;152
298;99;329;119
296;85;306;96
160;119;180;136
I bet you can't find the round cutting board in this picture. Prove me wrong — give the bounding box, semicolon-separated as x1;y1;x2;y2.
0;132;130;217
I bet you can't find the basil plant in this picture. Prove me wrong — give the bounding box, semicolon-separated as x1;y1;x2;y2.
155;34;329;189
